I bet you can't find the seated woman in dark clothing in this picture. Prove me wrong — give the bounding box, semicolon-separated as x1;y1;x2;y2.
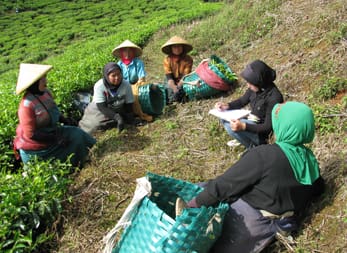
185;101;325;253
79;62;135;134
214;60;283;149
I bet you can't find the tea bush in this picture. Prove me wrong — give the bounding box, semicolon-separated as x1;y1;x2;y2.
0;159;72;252
0;0;222;75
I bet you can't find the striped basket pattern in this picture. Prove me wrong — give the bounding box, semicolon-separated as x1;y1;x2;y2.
182;72;223;100
111;172;229;253
138;84;165;115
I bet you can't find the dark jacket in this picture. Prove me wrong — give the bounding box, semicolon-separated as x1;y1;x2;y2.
195;144;324;215
228;84;283;144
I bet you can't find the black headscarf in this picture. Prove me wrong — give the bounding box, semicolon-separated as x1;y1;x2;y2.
103;62;122;89
240;60;276;89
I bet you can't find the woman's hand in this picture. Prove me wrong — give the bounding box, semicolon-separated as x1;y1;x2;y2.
214;102;229;111
230;119;246;131
177;79;184;88
168;79;178;93
137;77;146;86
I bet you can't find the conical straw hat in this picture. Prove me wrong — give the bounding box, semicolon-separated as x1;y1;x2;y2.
112;40;142;58
16;63;53;95
161;36;193;55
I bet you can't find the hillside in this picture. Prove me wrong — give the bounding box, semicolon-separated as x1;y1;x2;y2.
50;0;347;252
3;0;345;252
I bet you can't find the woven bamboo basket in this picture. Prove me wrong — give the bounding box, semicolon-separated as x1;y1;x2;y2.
182;72;223;100
138;84;165;115
154;83;168;105
107;173;229;253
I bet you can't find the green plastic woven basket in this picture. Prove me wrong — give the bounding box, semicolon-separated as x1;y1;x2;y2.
155;83;167;106
208;55;237;84
138;84;165;115
182;72;223;100
112;173;229;253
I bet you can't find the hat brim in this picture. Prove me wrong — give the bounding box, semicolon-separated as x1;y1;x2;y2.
16;64;53;95
112;40;143;58
161;43;193;55
161;36;193;55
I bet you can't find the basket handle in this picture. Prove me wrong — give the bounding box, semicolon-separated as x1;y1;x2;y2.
182;58;211;86
182;71;201;86
103;177;152;253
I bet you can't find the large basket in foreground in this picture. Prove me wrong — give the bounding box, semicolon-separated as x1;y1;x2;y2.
138;84;165;115
106;173;229;253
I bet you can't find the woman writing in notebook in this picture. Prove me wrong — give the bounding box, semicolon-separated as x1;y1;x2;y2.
215;60;283;149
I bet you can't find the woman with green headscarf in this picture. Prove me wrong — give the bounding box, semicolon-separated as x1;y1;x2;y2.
183;101;325;253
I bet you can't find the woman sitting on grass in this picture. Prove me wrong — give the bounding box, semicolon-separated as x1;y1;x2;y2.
183;101;325;253
112;39;153;123
14;63;96;168
79;62;136;134
161;35;193;103
214;60;283;149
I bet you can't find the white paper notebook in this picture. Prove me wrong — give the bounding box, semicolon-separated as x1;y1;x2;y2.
209;108;251;122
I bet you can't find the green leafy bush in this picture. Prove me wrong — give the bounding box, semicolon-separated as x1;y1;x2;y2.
314;77;347;100
0;159;72;252
0;71;21;170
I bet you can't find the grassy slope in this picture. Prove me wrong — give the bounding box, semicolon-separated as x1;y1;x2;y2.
50;0;345;252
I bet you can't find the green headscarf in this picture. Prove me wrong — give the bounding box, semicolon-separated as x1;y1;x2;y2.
272;101;320;185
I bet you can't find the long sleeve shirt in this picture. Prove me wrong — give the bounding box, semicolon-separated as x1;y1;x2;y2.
163;54;193;84
195;144;324;215
228;84;283;143
14;90;60;150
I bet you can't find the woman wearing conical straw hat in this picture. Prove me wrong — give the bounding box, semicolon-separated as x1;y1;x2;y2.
112;40;153;123
13;63;96;168
161;35;193;103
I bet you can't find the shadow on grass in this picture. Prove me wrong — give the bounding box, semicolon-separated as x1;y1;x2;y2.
92;127;153;159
